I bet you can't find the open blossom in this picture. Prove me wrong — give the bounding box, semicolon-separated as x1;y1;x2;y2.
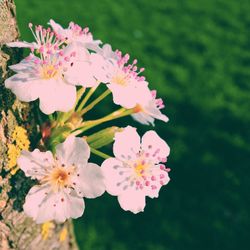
18;135;105;223
91;44;152;109
101;126;170;213
132;90;169;125
48;19;102;52
5;23;97;114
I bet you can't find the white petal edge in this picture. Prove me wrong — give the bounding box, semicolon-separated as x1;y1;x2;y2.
18;149;54;180
141;130;170;163
118;190;146;214
72;163;105;198
113;126;141;161
55;135;90;167
101;158;132;196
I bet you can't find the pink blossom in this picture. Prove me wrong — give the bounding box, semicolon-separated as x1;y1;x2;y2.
5;24;97;114
132;89;169;125
101;126;170;214
90;44;152;109
18;136;105;223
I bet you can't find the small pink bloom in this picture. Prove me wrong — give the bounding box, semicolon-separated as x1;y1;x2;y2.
101;126;170;214
6;21;99;114
48;19;102;52
18;135;105;224
90;44;152;109
5;43;96;114
132;89;169;125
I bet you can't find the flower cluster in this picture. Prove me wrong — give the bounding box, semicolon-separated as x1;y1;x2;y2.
5;20;171;223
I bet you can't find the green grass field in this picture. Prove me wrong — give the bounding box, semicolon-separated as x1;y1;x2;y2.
15;0;250;249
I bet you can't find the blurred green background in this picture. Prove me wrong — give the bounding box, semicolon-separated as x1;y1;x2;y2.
15;0;250;249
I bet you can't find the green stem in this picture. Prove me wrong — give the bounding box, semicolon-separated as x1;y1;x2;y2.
90;147;111;159
48;114;54;121
57;109;74;125
79;89;111;116
77;86;98;112
76;87;86;104
72;108;134;136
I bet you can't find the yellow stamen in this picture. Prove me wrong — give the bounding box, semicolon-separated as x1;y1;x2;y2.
49;167;70;191
41;65;58;79
41;164;76;192
134;161;148;177
111;74;127;86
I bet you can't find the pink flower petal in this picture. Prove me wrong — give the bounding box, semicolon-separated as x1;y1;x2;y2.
55;135;90;167
101;158;133;196
118;190;146;214
114;126;141;160
18;149;54;180
141;130;170;164
71;163;105;198
38;78;76;114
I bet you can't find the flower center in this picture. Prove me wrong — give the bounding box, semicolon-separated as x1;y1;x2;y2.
51;167;69;187
134;161;148;177
41;65;58;79
111;74;128;86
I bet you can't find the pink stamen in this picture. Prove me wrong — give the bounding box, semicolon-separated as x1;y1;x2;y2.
151;90;157;98
34;59;40;64
161;158;167;163
151;176;156;181
160;165;165;170
160;174;165;179
64;56;70;62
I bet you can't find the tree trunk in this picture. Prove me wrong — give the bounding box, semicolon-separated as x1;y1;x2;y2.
0;1;78;249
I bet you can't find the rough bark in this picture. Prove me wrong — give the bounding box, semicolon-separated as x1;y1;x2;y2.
0;1;78;249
